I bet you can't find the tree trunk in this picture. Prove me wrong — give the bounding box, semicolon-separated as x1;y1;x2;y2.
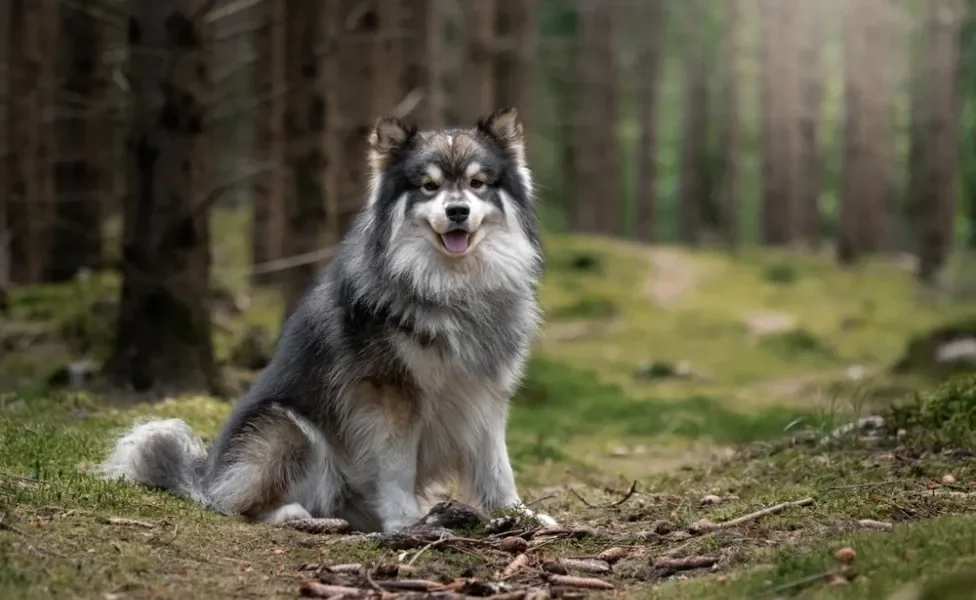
251;0;287;286
634;0;664;243
7;0;57;284
796;0;825;248
570;0;621;236
917;0;966;283
402;0;445;129
459;0;496;124
719;0;741;251
49;0;107;282
109;0;219;394
678;0;707;245
495;0;536;125
0;0;10;288
281;0;327;314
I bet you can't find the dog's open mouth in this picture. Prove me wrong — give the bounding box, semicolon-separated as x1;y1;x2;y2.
439;230;471;255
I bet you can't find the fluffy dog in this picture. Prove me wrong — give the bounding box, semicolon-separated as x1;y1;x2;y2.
101;108;555;532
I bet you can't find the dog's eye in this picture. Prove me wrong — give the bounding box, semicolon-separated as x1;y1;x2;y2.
422;181;440;193
469;178;485;190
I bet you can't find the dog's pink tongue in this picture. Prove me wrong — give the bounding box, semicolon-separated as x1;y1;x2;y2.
441;231;470;254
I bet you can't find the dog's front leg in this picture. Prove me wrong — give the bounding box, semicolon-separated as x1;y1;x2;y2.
373;430;425;532
463;411;558;526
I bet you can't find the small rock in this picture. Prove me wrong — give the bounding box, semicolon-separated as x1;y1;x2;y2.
700;494;722;505
610;446;629;457
834;547;857;564
942;474;957;485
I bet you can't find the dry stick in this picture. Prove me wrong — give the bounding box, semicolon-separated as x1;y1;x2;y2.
525;494;557;507
547;575;615;590
608;481;639;508
100;517;157;529
406;531;451;566
569;488;597;508
711;497;814;531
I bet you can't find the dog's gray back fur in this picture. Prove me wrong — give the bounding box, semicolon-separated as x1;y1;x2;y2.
101;109;555;532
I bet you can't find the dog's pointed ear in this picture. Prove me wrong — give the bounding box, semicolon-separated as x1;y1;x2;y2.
368;116;417;178
477;108;526;166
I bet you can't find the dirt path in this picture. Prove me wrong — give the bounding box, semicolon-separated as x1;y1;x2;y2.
643;248;699;307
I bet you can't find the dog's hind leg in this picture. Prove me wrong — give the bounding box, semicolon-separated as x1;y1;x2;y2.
204;406;333;524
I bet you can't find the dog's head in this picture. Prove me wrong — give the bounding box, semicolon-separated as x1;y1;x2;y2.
362;108;542;299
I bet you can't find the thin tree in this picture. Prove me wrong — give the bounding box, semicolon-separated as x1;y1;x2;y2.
402;0;445;129
634;0;665;243
280;0;327;314
251;0;287;286
839;0;899;263
108;0;219;393
0;0;10;288
719;0;741;250
49;0;108;281
678;0;707;245
796;0;826;248
461;1;496;123
495;0;536;124
916;0;966;282
570;0;621;236
7;0;57;284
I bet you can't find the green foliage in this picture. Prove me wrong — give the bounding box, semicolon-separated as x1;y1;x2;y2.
884;375;976;449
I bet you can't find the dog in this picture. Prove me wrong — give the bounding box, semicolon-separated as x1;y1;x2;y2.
100;108;556;533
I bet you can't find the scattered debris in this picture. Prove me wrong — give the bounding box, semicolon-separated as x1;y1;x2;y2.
595;547;630;563
942;474;957;485
700;494;723;505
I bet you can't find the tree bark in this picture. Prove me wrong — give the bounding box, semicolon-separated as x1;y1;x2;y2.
916;0;966;282
719;0;741;251
796;0;825;248
460;0;496;124
7;0;57;284
401;0;445;129
49;0;107;282
634;0;665;243
495;0;536;125
281;0;327;314
679;0;707;245
251;0;287;286
109;0;219;394
570;0;621;236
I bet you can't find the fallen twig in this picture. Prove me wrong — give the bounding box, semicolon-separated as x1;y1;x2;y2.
372;578;444;592
406;531;451;566
299;581;367;598
568;488;597;508
547;574;615;590
525;494;557;507
689;497;814;533
654;555;718;571
100;517;156;529
544;558;611;575
607;481;639;508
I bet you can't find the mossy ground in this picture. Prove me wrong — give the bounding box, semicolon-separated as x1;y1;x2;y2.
2;209;976;598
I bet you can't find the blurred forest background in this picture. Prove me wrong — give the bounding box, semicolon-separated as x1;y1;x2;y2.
0;0;975;395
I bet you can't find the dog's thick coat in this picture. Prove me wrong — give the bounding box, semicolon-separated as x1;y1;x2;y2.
101;109;553;532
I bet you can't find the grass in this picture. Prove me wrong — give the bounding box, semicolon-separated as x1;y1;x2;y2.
2;208;976;598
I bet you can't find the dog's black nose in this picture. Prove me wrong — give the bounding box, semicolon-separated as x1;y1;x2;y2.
445;204;470;223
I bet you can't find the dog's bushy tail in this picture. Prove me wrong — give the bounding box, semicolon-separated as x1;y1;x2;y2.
100;419;209;505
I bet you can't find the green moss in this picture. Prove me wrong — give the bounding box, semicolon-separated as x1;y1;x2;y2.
883;375;976;450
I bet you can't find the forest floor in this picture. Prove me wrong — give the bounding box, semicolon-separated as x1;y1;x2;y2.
2;210;976;599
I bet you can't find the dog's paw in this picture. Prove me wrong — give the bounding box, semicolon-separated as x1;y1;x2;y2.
533;511;558;527
261;503;313;525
